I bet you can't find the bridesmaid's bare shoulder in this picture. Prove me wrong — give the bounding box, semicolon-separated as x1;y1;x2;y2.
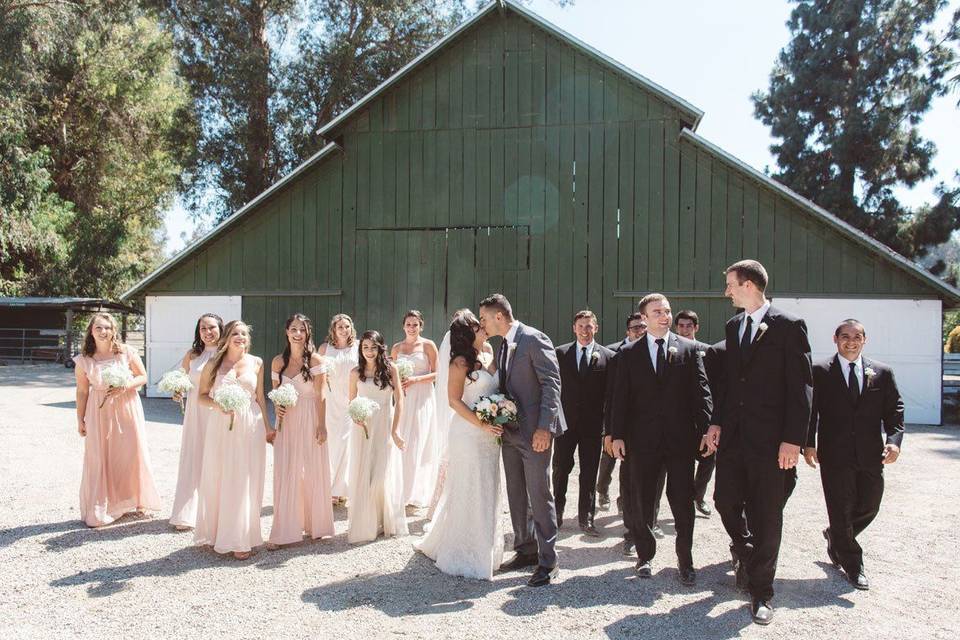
317;342;328;356
308;351;324;366
422;339;439;354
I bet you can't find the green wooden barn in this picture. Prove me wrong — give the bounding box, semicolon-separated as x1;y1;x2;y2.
124;0;959;423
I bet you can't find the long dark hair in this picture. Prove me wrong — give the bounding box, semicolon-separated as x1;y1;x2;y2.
449;310;481;381
281;313;316;381
192;313;224;355
357;330;392;389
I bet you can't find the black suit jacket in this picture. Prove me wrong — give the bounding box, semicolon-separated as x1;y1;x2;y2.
703;340;726;421
557;341;614;436
611;333;712;456
712;305;813;455
807;355;904;470
602;339;632;436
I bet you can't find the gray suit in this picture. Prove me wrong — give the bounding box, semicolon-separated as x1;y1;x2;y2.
498;322;564;568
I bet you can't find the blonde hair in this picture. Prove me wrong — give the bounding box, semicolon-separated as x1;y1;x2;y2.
204;320;252;388
326;313;356;347
82;313;123;356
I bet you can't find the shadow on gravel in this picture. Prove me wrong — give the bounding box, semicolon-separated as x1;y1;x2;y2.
605;592;752;640
44;514;171;552
301;553;528;616
141;398;188;426
0;519;87;548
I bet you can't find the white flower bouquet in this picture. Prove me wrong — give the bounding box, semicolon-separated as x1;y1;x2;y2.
347;396;380;439
99;361;133;408
213;383;249;431
158;369;193;413
473;393;519;444
395;358;415;382
267;382;299;431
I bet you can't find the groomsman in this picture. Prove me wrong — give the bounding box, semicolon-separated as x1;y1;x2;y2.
804;319;904;590
611;294;712;586
675;310;716;517
554;311;615;536
704;260;812;626
598;313;646;516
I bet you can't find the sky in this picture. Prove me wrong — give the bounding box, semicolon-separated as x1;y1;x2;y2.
161;0;960;256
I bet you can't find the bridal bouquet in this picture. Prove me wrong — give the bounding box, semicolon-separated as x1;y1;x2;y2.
99;361;133;408
158;369;193;413
267;383;299;431
347;397;380;439
213;383;249;431
473;393;519;444
395;358;415;382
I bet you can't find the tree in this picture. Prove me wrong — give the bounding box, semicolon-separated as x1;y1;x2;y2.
0;1;192;297
753;0;960;262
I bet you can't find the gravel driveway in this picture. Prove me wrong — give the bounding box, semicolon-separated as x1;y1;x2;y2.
1;364;957;639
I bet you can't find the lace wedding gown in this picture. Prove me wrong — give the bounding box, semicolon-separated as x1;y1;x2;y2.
415;368;503;579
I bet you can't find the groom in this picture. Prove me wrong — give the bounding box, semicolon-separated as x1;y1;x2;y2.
479;293;564;587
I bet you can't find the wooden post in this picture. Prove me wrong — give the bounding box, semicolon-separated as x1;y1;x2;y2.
121;313;128;343
65;308;74;364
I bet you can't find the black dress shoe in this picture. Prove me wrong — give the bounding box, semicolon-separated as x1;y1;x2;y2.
499;553;539;572
695;500;712;516
679;565;696;586
635;560;652;578
598;492;610;511
528;565;558;587
823;529;841;567
848;568;869;590
579;520;601;537
651;524;664;539
622;539;636;557
751;598;774;625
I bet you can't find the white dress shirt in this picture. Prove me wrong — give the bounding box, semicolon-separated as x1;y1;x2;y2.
646;331;672;370
575;341;597;369
838;353;864;392
502;320;521;372
739;301;771;343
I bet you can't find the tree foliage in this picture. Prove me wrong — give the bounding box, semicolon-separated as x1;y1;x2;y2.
0;0;191;297
753;0;960;262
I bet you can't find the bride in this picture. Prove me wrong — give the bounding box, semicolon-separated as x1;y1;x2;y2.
415;310;504;579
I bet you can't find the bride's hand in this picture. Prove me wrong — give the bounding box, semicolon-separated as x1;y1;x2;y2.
481;422;503;437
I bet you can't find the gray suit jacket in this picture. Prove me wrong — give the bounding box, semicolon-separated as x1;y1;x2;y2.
502;322;565;438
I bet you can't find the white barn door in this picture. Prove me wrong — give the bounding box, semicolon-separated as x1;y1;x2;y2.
771;297;942;425
145;296;243;397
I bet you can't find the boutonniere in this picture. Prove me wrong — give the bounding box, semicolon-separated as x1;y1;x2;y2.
508;342;518;353
864;367;876;378
755;321;769;342
668;345;679;363
697;350;706;358
590;350;599;364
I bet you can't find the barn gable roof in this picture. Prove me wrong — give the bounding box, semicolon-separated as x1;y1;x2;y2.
679;128;960;305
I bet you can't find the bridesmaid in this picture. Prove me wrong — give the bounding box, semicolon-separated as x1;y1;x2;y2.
390;310;439;508
347;330;408;544
268;314;334;547
194;321;273;559
318;314;358;503
169;313;223;530
73;313;161;527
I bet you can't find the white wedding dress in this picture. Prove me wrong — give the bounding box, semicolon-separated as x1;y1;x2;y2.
415;367;503;580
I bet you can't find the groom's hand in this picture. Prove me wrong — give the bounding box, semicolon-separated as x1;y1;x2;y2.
611;439;626;460
531;429;551;452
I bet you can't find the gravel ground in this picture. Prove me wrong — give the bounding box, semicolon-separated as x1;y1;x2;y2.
1;364;958;639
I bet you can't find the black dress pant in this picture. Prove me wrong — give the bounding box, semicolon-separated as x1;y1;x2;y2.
625;448;695;568
551;426;602;523
693;454;716;502
820;463;884;575
597;450;616;496
714;440;789;601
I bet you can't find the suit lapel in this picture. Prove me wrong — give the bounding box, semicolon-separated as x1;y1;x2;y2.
741;310;773;369
727;313;745;371
830;354;854;407
638;334;658;382
505;323;524;386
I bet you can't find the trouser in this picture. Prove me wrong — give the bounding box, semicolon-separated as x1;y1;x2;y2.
820;463;883;575
693;454;716;502
552;426;602;524
625;451;695;568
502;434;558;568
714;443;789;601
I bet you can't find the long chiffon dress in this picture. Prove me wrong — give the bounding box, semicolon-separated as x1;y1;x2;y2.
347;377;408;544
194;362;267;554
169;346;217;528
397;351;439;507
324;343;358;497
74;347;161;527
268;366;335;544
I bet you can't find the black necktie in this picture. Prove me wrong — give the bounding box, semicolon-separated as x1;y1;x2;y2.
655;338;665;376
848;362;860;404
740;315;754;358
579;347;588;375
498;340;508;393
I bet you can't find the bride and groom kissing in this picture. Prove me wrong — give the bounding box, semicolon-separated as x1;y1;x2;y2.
416;293;564;586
